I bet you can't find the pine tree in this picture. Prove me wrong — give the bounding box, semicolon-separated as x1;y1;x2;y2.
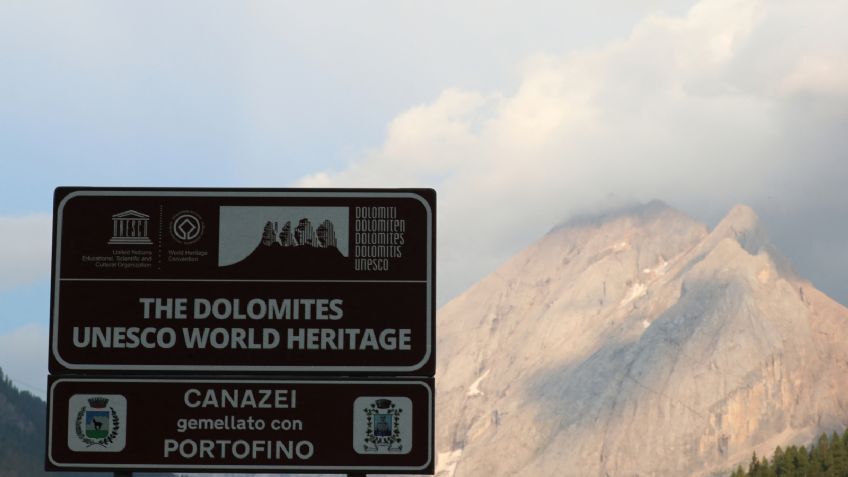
796;445;811;476
761;454;776;477
774;446;792;476
830;431;848;475
730;464;747;477
812;433;833;474
750;451;763;476
781;445;797;477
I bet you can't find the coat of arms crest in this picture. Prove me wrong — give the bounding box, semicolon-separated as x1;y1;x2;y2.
353;396;412;455
363;398;403;452
75;397;120;447
67;394;127;452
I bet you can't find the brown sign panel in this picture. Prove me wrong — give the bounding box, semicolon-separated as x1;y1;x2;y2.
49;188;435;375
47;377;434;474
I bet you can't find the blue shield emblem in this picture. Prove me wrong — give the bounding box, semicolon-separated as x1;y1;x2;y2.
84;410;110;439
374;413;393;437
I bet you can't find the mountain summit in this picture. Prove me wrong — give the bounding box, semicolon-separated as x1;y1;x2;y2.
436;203;848;476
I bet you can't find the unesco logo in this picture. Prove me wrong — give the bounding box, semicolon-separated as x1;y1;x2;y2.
170;210;204;245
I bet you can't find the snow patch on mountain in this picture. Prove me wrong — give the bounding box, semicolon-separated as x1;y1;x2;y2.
466;369;490;397
436;448;463;477
620;282;647;306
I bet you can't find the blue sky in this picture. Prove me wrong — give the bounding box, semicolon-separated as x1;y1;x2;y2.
2;0;847;397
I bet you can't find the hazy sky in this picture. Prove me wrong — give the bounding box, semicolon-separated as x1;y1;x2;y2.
1;0;846;397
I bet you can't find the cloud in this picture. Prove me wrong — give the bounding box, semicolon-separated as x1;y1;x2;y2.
297;0;848;302
0;324;48;398
0;214;52;291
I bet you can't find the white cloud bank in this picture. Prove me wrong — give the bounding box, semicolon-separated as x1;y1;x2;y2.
0;214;52;291
299;0;848;302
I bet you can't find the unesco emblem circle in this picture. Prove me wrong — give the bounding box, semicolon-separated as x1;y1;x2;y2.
170;211;204;244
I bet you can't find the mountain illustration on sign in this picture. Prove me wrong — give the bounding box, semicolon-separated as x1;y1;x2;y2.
222;218;347;275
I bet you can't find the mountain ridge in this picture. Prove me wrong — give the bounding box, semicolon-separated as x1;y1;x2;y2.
436;201;848;476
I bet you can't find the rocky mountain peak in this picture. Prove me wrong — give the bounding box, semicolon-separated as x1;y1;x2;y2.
435;203;848;477
710;203;769;254
720;203;759;226
553;199;682;230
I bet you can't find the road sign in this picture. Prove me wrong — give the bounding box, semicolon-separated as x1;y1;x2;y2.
46;377;434;474
49;188;436;375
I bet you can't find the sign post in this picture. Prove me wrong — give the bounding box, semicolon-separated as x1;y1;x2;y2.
46;188;436;475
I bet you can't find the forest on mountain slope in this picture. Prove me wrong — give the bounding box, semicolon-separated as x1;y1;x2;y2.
0;367;174;477
730;429;848;477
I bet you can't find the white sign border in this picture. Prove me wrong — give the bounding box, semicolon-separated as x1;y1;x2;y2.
52;190;434;373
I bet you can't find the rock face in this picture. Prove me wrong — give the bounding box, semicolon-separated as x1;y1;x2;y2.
436;202;848;476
